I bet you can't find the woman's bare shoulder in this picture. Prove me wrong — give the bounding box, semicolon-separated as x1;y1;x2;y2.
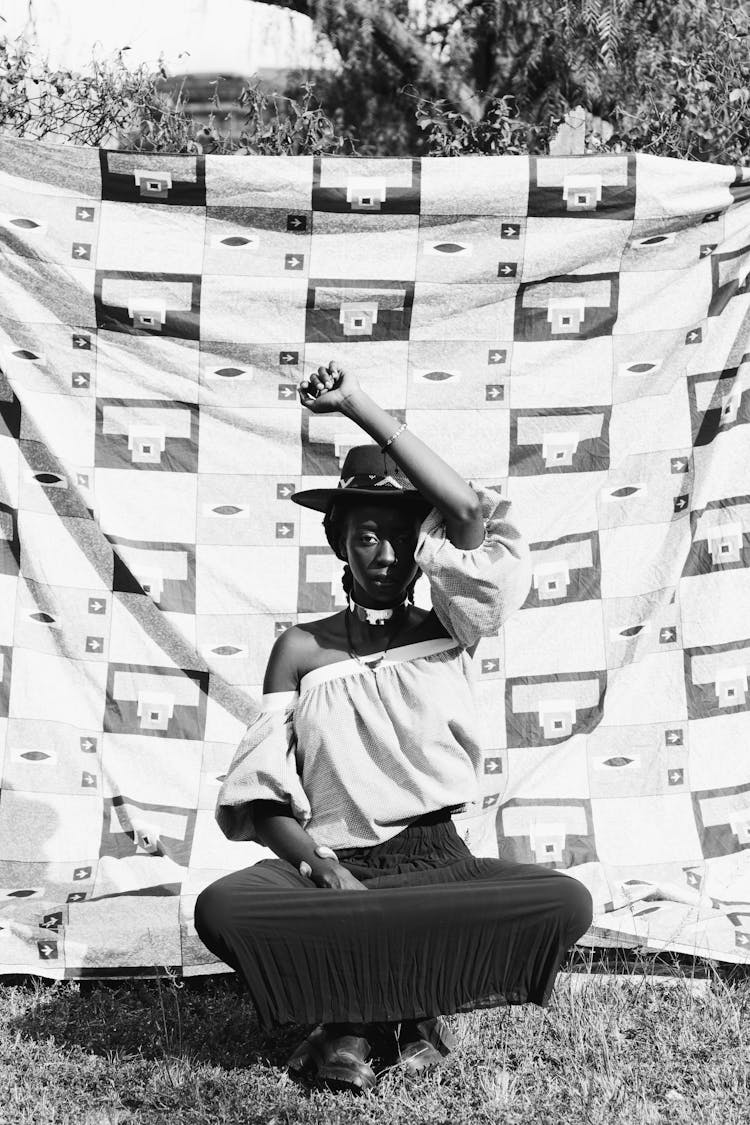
263;607;453;694
262;623;318;694
262;614;352;694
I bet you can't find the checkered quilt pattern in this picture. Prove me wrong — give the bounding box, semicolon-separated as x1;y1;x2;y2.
0;138;749;978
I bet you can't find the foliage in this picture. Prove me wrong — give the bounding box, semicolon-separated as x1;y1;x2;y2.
1;2;750;163
0;37;349;156
411;91;553;156
234;79;351;155
280;0;750;162
301;0;419;154
283;64;419;157
601;11;750;164
355;1;750;162
0;37;196;149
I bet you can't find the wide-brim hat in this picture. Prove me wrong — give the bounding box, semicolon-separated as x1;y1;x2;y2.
290;443;428;513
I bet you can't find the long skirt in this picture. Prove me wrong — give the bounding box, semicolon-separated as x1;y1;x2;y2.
194;809;593;1030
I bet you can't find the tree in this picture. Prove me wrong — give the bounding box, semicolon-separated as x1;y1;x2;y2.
1;1;748;161
243;0;750;159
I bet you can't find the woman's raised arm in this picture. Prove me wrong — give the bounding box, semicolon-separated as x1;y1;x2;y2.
299;363;485;549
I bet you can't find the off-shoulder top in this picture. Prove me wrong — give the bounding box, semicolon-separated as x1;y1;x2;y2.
216;485;531;850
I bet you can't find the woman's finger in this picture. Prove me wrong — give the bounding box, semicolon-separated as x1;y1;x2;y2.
298;382;316;401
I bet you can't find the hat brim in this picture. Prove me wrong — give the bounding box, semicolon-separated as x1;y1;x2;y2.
291;487;428;513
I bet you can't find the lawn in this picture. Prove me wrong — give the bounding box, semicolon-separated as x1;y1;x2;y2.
0;952;747;1125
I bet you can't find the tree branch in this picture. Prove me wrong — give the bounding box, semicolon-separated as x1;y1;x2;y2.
243;0;484;119
423;0;485;38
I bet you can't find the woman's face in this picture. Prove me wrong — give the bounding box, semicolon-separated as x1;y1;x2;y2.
341;502;422;605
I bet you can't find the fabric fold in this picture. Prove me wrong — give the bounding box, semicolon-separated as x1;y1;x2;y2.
414;484;532;648
216;695;311;843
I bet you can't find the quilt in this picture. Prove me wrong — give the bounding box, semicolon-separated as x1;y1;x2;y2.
0;138;749;977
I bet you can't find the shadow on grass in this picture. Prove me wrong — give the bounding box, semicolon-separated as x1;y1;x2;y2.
7;945;750;1078
6;971;307;1071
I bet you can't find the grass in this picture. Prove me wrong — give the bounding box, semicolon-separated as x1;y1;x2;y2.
0;952;748;1124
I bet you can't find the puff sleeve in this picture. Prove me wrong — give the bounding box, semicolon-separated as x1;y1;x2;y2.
414;484;531;648
215;692;312;843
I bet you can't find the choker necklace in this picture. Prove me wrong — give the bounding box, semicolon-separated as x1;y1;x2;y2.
345;602;410;670
348;594;409;626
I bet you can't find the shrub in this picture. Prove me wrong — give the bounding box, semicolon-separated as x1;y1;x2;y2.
412;92;556;156
0;38;195;149
1;11;748;163
0;37;350;156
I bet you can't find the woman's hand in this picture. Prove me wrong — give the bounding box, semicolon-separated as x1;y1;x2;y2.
311;859;368;891
250;803;368;889
298;361;361;415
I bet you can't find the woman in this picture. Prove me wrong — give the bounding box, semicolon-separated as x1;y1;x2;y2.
195;362;593;1092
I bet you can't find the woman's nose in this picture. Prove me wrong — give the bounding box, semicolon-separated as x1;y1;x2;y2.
375;539;396;564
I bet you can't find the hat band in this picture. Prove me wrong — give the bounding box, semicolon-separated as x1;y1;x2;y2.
338;473;410;491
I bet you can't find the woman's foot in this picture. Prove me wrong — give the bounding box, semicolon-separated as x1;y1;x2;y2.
395;1016;457;1076
285;1025;330;1083
314;1024;377;1094
286;1016;456;1087
410;1015;457;1057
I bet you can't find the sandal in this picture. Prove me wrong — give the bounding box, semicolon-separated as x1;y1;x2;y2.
397;1037;446;1075
395;1015;457;1076
411;1015;457;1058
285;1025;330;1082
315;1032;377;1094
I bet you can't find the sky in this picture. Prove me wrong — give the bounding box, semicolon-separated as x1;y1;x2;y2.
1;0;324;74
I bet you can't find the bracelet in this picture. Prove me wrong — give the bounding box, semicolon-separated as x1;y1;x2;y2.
381;421;407;453
299;845;337;877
